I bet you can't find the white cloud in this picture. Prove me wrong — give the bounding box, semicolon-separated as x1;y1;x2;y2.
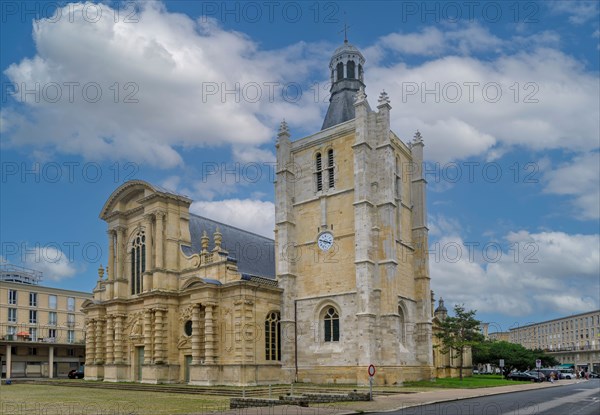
2;2;324;168
542;151;600;220
431;230;600;318
190;199;275;238
232;146;275;164
547;1;600;25
367;47;599;163
20;245;78;282
376;25;503;58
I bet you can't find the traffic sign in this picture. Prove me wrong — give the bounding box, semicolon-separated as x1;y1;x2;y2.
499;359;504;368
368;364;376;377
536;359;541;368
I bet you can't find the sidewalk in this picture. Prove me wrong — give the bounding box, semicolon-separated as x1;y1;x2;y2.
203;379;585;415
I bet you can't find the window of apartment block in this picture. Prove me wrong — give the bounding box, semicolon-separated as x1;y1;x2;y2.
29;347;37;356
67;313;75;326
7;326;16;335
48;295;57;309
67;297;75;311
8;289;17;305
67;348;75;357
29;292;38;307
48;312;57;326
29;328;37;341
8;308;17;323
29;309;37;324
67;330;75;343
48;328;56;339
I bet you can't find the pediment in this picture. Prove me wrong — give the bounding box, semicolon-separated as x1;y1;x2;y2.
99;180;191;220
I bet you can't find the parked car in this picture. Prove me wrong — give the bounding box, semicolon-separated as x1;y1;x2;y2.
507;371;545;382
589;372;599;378
536;368;560;381
525;371;547;382
558;370;576;379
68;368;84;379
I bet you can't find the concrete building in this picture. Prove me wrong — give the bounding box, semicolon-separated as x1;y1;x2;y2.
508;310;600;373
0;264;91;378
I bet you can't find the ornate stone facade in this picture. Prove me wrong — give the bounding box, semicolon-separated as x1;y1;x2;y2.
84;39;435;385
83;181;282;384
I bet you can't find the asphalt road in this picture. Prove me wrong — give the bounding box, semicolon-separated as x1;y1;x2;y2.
371;379;600;415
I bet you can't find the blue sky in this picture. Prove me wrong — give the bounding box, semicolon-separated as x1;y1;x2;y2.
1;0;598;332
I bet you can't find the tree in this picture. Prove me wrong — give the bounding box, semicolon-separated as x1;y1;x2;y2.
435;304;484;380
472;340;559;375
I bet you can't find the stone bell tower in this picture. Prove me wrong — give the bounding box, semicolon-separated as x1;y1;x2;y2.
275;38;433;385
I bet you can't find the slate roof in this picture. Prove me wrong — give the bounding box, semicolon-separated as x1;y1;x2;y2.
183;213;275;279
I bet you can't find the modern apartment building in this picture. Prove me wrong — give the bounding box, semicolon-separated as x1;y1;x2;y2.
0;264;91;378
508;310;600;373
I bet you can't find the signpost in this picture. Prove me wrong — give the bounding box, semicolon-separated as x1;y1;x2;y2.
368;365;376;401
499;359;505;377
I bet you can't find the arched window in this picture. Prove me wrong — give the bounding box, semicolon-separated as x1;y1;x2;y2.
347;60;356;79
265;311;281;361
327;149;335;189
398;306;406;344
358;64;364;81
315;152;323;192
324;307;340;342
130;231;145;295
336;62;344;81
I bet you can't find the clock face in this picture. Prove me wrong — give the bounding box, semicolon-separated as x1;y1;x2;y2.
317;232;334;251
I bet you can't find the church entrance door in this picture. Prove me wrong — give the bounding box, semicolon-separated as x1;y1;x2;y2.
136;347;144;381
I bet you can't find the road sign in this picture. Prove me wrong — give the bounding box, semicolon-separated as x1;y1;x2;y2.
368;364;376;377
536;359;542;368
499;359;504;368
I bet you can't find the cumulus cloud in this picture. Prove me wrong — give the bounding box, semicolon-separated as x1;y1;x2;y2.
542;151;600;220
2;2;324;168
430;230;600;319
367;47;599;163
190;199;275;238
18;245;79;282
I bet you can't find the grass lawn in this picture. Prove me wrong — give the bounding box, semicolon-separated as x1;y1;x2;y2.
0;384;230;415
403;375;517;389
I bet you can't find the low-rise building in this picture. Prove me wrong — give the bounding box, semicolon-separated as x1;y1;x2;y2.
0;264;91;378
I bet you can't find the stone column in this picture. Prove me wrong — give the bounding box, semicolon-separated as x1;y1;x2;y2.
113;315;124;364
117;227;127;279
204;304;216;364
94;319;104;364
48;345;54;378
144;214;154;270
107;230;115;280
106;316;114;364
153;309;164;364
343;61;347;78
154;211;165;269
191;304;201;364
5;344;11;378
85;319;95;364
143;309;153;364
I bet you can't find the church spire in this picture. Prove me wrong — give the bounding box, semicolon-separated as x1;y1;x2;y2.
321;37;368;130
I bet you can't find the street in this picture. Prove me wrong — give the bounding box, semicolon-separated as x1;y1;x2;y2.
372;379;600;415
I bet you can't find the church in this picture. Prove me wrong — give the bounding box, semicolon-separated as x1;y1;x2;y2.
82;39;436;385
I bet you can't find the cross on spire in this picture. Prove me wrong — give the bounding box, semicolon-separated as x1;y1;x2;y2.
339;18;351;43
